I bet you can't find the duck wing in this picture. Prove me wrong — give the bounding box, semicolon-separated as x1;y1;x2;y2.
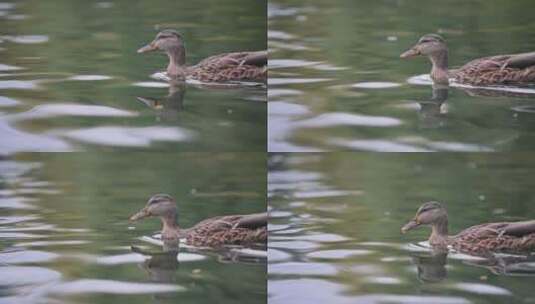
195;51;267;68
503;52;535;69
501;220;535;237
234;212;268;229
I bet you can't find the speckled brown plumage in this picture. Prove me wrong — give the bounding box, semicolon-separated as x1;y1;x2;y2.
182;214;268;247
453;55;535;86
186;51;267;83
450;222;535;255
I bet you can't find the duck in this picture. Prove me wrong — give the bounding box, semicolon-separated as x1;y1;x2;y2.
401;201;535;255
137;29;267;83
400;34;535;86
129;194;267;248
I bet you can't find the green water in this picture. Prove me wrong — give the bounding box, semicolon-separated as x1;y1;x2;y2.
0;0;266;153
0;153;267;303
268;0;535;152
268;153;535;303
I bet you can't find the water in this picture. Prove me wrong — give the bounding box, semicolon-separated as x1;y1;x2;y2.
0;0;266;154
0;153;267;304
268;0;535;152
268;153;535;304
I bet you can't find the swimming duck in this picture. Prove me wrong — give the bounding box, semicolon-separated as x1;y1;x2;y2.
129;194;268;248
400;34;535;86
137;30;267;83
401;201;535;255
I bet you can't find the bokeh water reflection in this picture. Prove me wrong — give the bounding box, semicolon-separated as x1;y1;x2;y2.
268;153;535;304
0;0;266;154
0;153;266;304
268;0;535;152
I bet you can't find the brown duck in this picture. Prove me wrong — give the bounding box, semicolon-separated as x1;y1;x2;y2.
401;34;535;86
137;29;267;83
129;194;267;248
402;201;535;255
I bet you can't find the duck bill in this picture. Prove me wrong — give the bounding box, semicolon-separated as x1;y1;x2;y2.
129;208;150;221
400;47;421;59
137;42;157;54
401;219;421;234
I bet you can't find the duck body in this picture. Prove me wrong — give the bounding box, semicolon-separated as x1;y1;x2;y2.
401;34;535;86
449;220;535;255
180;213;267;247
138;30;267;83
453;53;535;86
130;194;267;248
186;51;267;83
402;201;535;255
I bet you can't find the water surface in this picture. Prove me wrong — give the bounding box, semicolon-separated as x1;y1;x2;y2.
0;153;267;304
268;153;535;303
268;0;535;152
0;0;266;154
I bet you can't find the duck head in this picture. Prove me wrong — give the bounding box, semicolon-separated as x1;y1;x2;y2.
401;34;450;85
401;201;448;234
138;30;187;78
129;193;178;223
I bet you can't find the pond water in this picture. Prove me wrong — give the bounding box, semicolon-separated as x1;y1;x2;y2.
268;153;535;304
0;0;266;154
268;0;535;152
0;153;267;304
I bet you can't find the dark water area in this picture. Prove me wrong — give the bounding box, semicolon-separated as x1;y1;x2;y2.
268;153;535;304
0;153;267;303
0;0;267;154
268;0;535;152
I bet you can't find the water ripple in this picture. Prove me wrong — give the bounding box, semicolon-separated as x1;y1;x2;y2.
296;113;402;128
54;126;193;147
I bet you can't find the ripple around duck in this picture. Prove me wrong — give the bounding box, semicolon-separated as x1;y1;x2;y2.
267;30;295;40
268;248;292;263
306;249;373;260
268;101;309;116
268;170;322;183
96;252;206;265
0;250;59;264
0;266;61;286
269;262;338;276
67;75;113;81
269;279;351;304
53;126;194;147
269;59;321;69
1;35;49;44
296;113;403;128
351;82;402;89
328;138;433;152
0;80;38;90
268;78;332;85
132;81;169;88
293;189;362;199
451;283;512;296
9;104;137;121
48;279;184;295
0;64;23;71
268;89;303;98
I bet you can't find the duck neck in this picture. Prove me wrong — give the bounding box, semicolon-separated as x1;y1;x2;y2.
166;45;186;79
429;50;449;85
429;217;449;247
160;213;180;239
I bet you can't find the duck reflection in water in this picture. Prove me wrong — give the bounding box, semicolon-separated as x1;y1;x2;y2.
410;250;448;283
417;84;449;129
136;81;186;122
